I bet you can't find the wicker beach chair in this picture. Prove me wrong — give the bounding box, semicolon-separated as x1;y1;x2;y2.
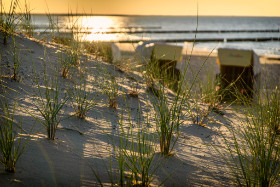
150;43;183;91
217;47;261;100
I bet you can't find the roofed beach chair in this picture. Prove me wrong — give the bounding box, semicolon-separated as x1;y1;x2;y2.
217;47;261;100
150;43;183;91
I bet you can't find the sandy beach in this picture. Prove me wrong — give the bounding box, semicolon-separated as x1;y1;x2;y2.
1;33;280;187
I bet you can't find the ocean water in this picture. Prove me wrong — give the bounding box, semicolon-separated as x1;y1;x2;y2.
31;15;280;56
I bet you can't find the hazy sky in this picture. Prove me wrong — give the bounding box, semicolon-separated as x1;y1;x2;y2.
3;0;280;16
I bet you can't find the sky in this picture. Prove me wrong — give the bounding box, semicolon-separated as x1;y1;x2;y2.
3;0;280;17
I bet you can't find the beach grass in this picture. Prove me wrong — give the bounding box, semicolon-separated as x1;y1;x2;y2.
0;100;27;172
20;0;34;37
215;83;280;186
146;43;213;155
84;42;113;63
59;48;79;78
0;0;19;45
28;59;70;140
99;66;119;108
116;103;159;186
189;73;224;127
70;68;99;119
10;35;24;81
89;96;171;186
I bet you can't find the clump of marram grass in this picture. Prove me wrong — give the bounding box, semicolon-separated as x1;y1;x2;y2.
88;99;167;186
216;86;280;186
10;36;26;81
149;81;184;155
53;31;81;78
70;70;99;119
105;75;118;108
45;10;59;40
0;100;27;173
262;86;280;134
146;49;210;155
189;98;212;127
99;66;119;108
115;104;163;186
20;0;34;37
0;0;19;45
29;62;70;140
58;48;79;78
201;73;224;114
84;42;113;63
189;76;224;127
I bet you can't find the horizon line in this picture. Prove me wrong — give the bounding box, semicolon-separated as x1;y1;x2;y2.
18;13;280;18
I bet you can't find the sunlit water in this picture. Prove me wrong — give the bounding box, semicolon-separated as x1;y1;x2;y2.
31;15;280;56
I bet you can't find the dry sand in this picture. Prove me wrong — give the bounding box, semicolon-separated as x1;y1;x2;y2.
0;34;280;186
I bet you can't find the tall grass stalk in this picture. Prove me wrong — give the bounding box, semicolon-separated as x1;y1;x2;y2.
11;36;24;81
216;86;280;186
52;14;81;76
0;100;26;172
45;6;59;40
66;9;80;41
20;0;34;37
30;62;70;140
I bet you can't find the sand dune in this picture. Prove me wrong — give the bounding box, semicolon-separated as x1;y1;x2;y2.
0;34;280;186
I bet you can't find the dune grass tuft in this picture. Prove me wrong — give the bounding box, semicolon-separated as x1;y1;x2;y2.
70;69;99;119
0;0;19;45
99;67;119;109
10;36;25;81
116;104;160;186
216;85;280;186
59;48;79;78
146;45;212;155
30;61;70;140
0;100;27;172
20;0;34;37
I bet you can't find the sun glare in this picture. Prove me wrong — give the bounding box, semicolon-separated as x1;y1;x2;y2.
69;16;146;42
78;16;118;42
80;17;114;31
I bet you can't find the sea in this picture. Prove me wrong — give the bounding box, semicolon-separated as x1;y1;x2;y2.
30;15;280;57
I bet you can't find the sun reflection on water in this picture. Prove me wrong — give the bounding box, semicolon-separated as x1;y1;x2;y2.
78;16;119;42
65;16;146;42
